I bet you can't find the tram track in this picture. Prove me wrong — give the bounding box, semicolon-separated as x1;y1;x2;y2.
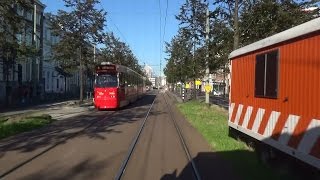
115;92;201;180
163;92;201;180
114;95;157;180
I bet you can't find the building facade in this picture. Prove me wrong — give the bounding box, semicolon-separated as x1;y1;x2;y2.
0;0;46;106
143;65;153;78
42;14;81;95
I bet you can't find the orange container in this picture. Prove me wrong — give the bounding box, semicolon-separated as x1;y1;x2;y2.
229;18;320;169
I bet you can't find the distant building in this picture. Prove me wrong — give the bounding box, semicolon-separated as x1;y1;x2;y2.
143;65;153;78
149;77;156;87
159;76;166;86
43;14;82;95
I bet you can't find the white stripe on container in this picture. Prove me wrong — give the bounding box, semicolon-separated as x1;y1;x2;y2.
242;106;253;128
229;103;235;122
278;115;300;145
234;104;244;125
252;108;265;133
263;111;281;137
297;119;320;154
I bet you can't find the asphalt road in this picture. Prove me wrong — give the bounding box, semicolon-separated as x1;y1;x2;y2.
0;93;156;180
0;90;239;180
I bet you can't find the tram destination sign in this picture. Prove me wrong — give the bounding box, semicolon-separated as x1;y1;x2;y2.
96;65;116;73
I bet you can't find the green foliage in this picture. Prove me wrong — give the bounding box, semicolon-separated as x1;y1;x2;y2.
0;0;38;63
164;32;193;83
165;0;207;83
177;101;295;180
49;0;106;73
240;0;320;46
100;32;144;75
0;115;53;139
165;0;319;83
49;0;107;100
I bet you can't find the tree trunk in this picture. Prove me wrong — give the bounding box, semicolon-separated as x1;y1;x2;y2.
233;0;240;50
226;0;240;97
79;46;83;102
64;76;67;98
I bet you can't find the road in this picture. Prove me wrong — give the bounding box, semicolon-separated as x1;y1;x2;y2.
0;91;238;180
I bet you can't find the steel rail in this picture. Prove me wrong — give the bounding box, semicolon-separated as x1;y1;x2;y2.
114;96;157;180
163;92;202;180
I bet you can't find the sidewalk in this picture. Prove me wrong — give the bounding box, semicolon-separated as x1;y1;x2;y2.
0;99;93;118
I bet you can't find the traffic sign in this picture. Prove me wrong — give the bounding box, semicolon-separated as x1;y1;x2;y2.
205;85;212;93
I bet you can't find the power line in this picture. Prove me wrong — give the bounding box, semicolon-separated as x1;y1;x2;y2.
158;0;162;78
99;2;130;46
161;0;169;79
109;17;129;45
162;0;169;50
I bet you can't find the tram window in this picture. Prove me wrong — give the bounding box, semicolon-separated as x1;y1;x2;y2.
119;73;125;87
123;73;127;87
95;74;118;87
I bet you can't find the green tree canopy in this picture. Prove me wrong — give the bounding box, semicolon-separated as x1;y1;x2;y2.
49;0;106;101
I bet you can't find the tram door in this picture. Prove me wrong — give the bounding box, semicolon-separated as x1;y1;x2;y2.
119;73;126;101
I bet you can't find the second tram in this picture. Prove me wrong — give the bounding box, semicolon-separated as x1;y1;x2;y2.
94;62;145;109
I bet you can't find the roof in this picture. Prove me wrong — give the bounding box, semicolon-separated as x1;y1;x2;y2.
229;17;320;59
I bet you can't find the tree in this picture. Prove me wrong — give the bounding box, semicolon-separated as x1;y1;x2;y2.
174;0;208;98
164;32;194;84
50;0;106;102
240;0;320;46
100;32;144;75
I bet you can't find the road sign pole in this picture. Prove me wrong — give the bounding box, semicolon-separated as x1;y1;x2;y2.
205;4;210;104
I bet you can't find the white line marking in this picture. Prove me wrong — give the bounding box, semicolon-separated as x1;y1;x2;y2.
242;106;253;128
252;108;265;133
264;111;281;137
234;104;244;125
298;119;320;154
278;115;300;145
229;103;235;122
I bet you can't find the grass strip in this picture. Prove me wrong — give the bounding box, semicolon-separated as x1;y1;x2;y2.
177;101;295;180
0;114;54;139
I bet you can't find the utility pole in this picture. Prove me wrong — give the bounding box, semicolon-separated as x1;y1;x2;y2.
192;2;196;100
205;3;210;104
78;0;84;102
93;44;96;63
159;61;161;88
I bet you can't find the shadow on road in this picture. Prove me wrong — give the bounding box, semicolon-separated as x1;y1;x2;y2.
161;150;320;180
0;94;157;154
161;125;320;180
18;156;110;180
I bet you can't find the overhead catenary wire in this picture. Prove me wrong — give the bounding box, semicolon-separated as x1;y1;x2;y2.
158;0;162;78
99;2;130;47
162;0;169;52
161;0;169;80
158;0;169;83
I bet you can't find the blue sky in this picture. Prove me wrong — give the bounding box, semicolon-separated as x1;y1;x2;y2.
41;0;186;76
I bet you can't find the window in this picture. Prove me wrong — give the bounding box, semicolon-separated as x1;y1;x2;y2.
46;72;50;89
26;10;33;21
95;74;118;88
255;50;279;98
36;13;41;25
17;5;24;16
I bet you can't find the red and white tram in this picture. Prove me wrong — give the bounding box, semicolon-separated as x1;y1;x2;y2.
93;62;146;109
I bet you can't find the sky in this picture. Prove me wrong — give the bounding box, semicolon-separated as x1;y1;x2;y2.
41;0;186;76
